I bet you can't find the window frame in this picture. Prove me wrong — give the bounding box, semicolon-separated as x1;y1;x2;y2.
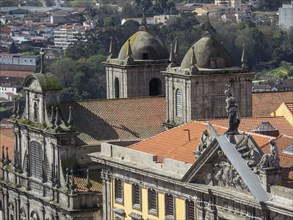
132;183;141;211
165;193;175;219
186;199;195;220
114;178;124;205
148;188;158;216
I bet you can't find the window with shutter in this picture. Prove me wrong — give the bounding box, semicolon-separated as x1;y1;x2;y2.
186;200;195;220
132;184;141;210
29;141;43;179
115;178;123;204
148;189;158;215
176;89;182;117
165;194;174;217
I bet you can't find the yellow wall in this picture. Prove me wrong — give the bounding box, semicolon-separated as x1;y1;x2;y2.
111;181;187;220
271;102;293;125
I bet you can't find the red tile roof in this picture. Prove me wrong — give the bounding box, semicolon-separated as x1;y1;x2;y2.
206;117;293;137
129;121;273;164
129;121;292;187
60;97;166;145
252;91;293;117
0;70;33;78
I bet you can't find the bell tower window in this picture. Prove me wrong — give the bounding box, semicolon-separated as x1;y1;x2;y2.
114;78;120;98
149;78;162;96
142;51;149;60
176;89;182;117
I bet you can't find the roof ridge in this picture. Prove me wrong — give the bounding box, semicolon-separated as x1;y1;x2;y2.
61;96;166;104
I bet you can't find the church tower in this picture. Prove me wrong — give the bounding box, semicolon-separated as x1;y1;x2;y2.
163;14;254;128
104;10;169;99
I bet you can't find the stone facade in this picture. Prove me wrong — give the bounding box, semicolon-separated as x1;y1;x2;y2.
0;73;102;220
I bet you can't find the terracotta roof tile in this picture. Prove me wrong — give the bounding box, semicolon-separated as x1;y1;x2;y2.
206;117;293;137
285;102;293;114
252;91;293;117
129;121;292;187
60;97;166;145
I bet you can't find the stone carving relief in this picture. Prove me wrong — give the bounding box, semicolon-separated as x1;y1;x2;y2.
213;150;247;190
194;129;213;157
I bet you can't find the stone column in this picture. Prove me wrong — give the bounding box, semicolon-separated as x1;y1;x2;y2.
25;91;29;119
101;169;112;220
25;198;30;220
3;188;8;220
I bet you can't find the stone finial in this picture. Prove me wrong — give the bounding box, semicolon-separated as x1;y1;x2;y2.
67;106;74;130
190;46;198;74
85;169;92;191
65;168;70;189
1;145;5;163
70;169;76;193
16;96;20;119
125;39;134;64
108;37;113;59
241;44;249;71
224;84;240;135
54;107;61;128
40;48;46;74
168;43;175;68
12;97;17;118
50;106;55;128
4;147;10;165
203;12;216;36
174;36;179;57
140;8;148;31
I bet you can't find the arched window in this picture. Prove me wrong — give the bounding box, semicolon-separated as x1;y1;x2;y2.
29;141;43;179
114;78;119;99
149;78;162;96
176;89;182;117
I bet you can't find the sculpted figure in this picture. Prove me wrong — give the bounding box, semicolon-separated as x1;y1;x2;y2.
258;139;279;169
224;85;240;134
196;129;209;155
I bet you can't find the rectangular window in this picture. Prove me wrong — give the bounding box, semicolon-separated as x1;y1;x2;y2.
132;184;141;210
114;178;123;204
186;200;195;220
148;189;158;215
165;194;174;219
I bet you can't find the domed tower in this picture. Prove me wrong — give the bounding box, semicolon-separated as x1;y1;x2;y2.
163;14;254;128
104;10;169;99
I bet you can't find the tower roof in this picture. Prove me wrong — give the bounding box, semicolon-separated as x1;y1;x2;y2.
117;31;169;61
180;36;234;69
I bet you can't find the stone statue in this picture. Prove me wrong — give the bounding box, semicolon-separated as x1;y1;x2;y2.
195;129;209;156
224;85;240;135
258;139;279;169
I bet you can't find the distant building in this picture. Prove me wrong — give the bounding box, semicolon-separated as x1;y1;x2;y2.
0;76;23;101
53;24;91;48
0;53;40;72
153;15;179;25
279;2;293;30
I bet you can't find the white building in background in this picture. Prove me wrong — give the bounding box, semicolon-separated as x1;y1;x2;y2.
214;0;241;8
53;24;91;48
279;2;293;30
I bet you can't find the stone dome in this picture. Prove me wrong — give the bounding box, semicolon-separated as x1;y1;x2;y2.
118;31;169;61
180;36;234;69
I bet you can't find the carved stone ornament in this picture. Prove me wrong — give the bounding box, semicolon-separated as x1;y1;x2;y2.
210;150;247;190
194;129;212;157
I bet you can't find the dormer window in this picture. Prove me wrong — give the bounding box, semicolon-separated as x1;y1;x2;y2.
142;51;149;60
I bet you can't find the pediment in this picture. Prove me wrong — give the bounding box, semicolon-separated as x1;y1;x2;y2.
183;133;271;202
